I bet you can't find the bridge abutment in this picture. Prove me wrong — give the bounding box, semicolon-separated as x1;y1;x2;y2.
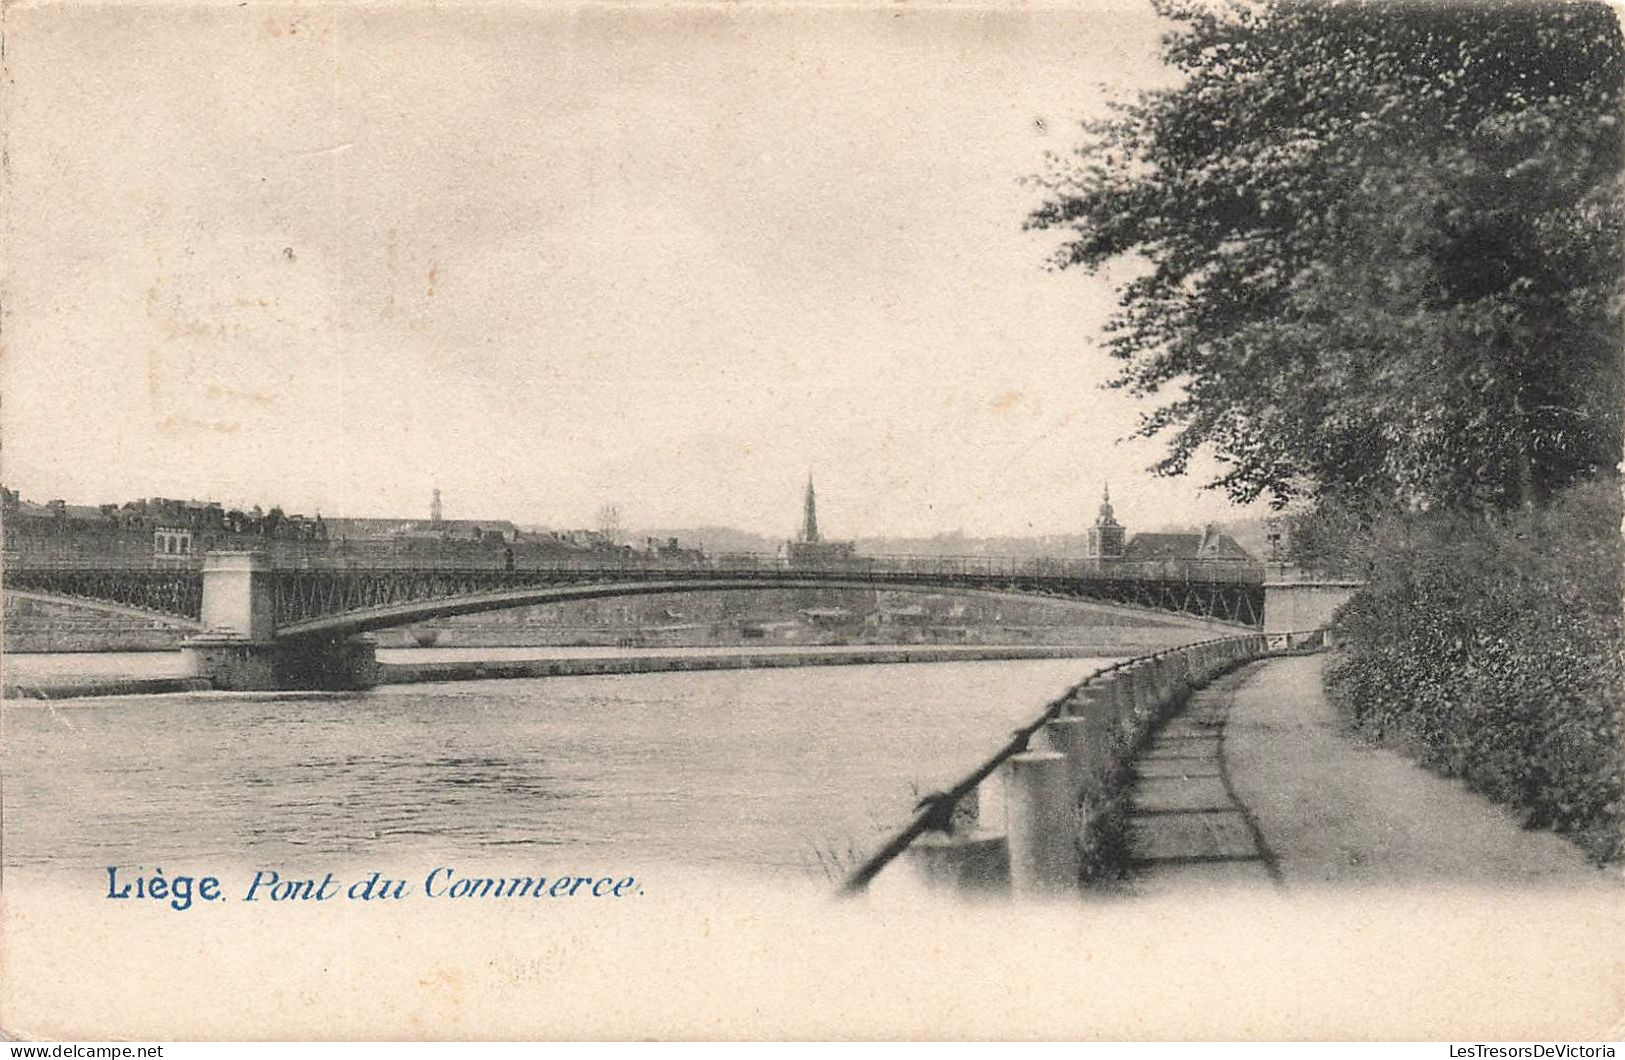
197;551;276;639
274;636;380;691
1263;564;1362;637
184;639;279;690
187;552;379;690
185;636;380;691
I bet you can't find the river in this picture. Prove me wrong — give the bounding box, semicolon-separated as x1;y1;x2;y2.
1;653;1120;881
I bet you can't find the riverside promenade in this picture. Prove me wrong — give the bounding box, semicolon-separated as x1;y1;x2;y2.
1128;654;1614;894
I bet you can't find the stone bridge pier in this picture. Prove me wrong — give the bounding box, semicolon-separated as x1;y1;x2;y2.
1262;564;1363;641
184;552;378;691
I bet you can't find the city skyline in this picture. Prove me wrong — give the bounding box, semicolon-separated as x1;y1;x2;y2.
0;473;1263;544
2;4;1266;539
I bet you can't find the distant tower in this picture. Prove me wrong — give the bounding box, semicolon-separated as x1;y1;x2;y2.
801;476;821;543
1085;482;1126;560
597;503;622;544
430;487;443;525
782;473;855;567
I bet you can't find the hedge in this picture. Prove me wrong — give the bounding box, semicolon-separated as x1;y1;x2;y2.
1324;479;1624;863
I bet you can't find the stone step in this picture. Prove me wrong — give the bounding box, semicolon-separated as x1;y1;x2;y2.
1124;660;1278;895
1133;774;1232;812
1136;758;1222;779
1129;809;1258;862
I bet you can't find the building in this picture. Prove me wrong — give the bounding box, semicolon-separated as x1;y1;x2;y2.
1121;524;1255;564
642;536;706;566
327;515;518;545
1084;483;1126;560
1079;482;1255;567
866;604;929;627
798;606;855;629
780;476;856;567
153;526;194;558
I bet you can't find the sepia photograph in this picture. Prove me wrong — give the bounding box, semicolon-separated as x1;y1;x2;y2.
0;0;1621;1045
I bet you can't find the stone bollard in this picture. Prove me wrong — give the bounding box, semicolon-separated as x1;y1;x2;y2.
1123;662;1147;718
1132;662;1161;726
1110;672;1139;745
903;831;1010;894
902;784;1011;894
1153;657;1175;704
1116;664;1144;742
1067;684;1120;792
1109;667;1135;731
1042;713;1100;805
1003;751;1080;896
1183;649;1201;689
949;784;981;833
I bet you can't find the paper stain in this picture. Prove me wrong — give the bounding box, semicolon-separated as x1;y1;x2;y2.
289;142;354;160
156;414;241;436
205;382;275;407
262;14;330;41
146;347;162;410
414;968;466;1022
990;390;1036;413
382;227;398;318
144;263;276;430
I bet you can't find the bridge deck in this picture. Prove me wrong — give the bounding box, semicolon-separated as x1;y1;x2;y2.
4;558;1267;635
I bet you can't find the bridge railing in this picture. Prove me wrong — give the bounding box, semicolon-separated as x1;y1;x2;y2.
4;546;1265;584
246;550;1263;584
1;551;205;572
838;628;1329;897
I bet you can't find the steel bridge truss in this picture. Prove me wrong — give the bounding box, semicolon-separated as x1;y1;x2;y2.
269;567;1264;631
0;564;1264;633
1;566;204;622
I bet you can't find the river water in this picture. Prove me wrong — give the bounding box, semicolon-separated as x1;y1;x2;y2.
2;654;1119;881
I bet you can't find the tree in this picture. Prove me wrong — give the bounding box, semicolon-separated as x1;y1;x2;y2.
1027;0;1624;511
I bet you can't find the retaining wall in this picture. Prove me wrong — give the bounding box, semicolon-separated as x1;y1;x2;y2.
845;632;1325;897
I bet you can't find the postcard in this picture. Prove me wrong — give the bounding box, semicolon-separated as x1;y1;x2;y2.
2;0;1621;1043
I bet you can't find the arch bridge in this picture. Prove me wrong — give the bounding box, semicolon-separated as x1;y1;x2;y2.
3;551;1266;689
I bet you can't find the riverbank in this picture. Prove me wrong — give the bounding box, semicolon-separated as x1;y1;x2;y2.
378;644;1123;685
2;675;217;699
1;642;1165;699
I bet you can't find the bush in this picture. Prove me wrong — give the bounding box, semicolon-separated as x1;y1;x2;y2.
1325;478;1625;863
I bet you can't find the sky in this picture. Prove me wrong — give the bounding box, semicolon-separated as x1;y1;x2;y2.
2;2;1263;539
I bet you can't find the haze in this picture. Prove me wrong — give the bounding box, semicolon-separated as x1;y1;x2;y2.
2;2;1263;538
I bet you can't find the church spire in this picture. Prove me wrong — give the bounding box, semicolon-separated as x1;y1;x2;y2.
1087;480;1126;560
1096;481;1119;527
802;475;820;543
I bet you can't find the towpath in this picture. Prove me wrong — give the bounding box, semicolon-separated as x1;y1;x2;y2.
1127;654;1616;895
